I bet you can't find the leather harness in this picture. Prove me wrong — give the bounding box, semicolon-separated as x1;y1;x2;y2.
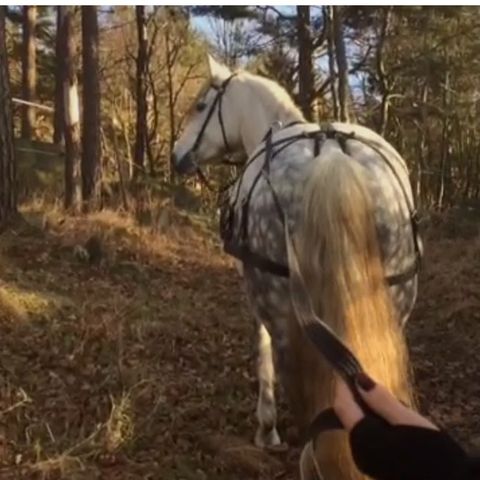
219;123;422;288
218;122;422;442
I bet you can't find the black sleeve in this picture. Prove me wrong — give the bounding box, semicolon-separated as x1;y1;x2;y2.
349;416;478;480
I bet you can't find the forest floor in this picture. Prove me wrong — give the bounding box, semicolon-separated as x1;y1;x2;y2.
1;199;480;480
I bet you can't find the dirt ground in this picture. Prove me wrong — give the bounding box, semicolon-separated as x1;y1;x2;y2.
0;202;479;479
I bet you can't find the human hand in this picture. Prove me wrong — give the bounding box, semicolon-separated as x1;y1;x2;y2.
331;374;474;480
333;373;438;432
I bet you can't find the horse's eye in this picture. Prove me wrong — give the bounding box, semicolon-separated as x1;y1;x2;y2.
196;101;207;112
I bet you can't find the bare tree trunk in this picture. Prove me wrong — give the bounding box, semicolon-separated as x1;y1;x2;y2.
377;7;393;136
134;6;148;179
297;6;314;121
165;24;176;184
415;84;429;207
21;6;36;140
147;68;161;177
455;118;465;197
325;6;339;120
437;71;450;209
59;6;81;211
53;8;64;144
81;6;101;211
461;121;476;200
331;6;349;122
110;124;129;211
0;7;17;228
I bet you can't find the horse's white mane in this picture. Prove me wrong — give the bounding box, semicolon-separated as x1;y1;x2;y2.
236;70;305;123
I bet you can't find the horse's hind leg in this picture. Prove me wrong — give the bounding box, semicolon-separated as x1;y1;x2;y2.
255;322;281;447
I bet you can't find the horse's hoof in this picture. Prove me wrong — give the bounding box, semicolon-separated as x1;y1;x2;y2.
255;427;281;448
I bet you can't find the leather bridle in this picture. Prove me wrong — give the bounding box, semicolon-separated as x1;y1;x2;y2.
182;74;237;189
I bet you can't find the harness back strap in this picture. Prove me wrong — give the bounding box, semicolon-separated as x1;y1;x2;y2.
220;124;422;288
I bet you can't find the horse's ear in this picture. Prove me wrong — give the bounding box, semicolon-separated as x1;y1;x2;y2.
207;54;232;84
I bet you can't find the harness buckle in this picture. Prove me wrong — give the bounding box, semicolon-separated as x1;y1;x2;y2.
271;120;283;132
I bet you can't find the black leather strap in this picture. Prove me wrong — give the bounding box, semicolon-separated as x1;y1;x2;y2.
224;249;420;287
191;74;237;155
224;241;289;277
190;74;237;191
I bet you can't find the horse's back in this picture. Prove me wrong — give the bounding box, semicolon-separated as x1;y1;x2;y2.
239;122;419;325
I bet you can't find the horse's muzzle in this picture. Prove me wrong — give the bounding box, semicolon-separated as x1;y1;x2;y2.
172;151;197;176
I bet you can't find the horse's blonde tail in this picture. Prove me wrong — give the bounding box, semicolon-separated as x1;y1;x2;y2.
288;140;414;479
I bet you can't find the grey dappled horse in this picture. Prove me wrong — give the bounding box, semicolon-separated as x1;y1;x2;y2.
172;55;422;479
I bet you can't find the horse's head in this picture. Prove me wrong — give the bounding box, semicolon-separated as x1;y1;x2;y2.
172;55;242;176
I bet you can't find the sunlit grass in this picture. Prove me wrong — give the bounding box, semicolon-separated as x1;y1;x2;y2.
20;193;233;271
0;282;70;323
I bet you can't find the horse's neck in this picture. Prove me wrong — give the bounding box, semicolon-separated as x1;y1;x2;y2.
237;85;304;156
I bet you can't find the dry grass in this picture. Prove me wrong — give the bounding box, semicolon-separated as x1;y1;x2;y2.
0;197;257;480
0;199;479;479
408;213;480;449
